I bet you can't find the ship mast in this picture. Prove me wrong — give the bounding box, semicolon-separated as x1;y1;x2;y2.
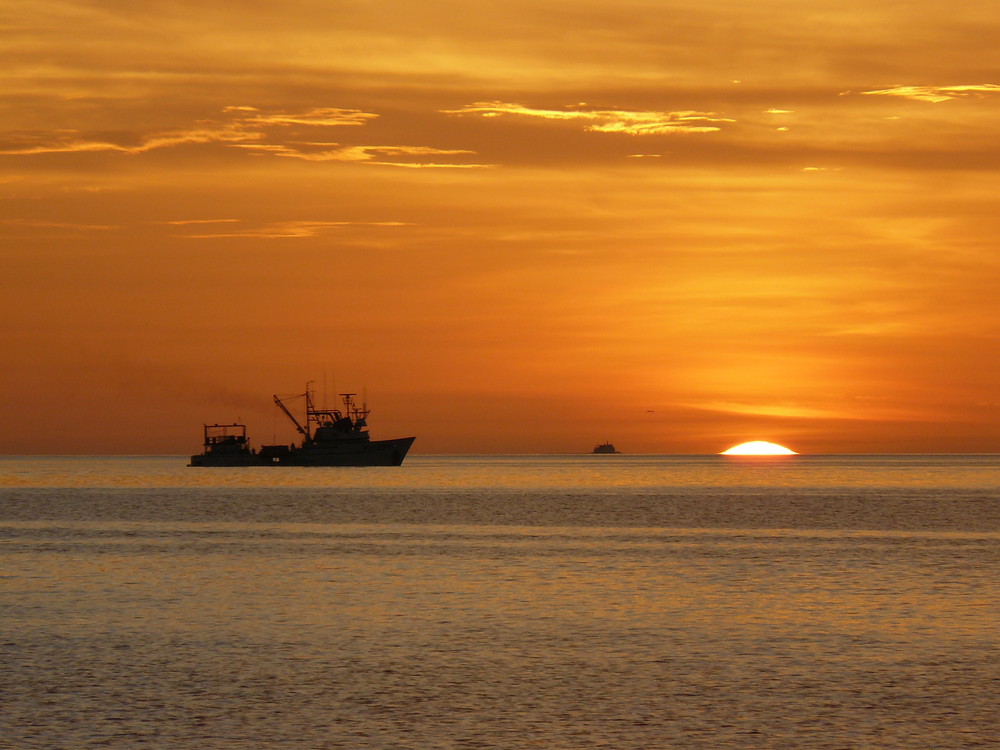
304;383;320;441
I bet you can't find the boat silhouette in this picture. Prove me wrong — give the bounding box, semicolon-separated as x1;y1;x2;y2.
189;386;414;466
592;442;620;454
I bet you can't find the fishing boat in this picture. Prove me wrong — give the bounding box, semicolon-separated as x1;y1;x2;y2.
190;387;415;467
592;442;620;454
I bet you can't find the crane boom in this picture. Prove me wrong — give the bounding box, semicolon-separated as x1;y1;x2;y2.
273;394;308;437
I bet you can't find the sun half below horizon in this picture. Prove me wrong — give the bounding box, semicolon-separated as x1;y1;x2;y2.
721;441;798;456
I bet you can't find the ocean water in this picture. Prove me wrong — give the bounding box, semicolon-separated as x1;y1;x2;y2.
1;455;998;749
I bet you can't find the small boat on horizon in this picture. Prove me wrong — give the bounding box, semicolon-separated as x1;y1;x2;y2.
189;386;414;467
592;442;620;454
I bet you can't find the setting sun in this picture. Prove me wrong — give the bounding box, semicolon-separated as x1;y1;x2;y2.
721;441;798;455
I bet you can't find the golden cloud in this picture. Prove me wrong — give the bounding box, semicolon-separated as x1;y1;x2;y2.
441;102;733;134
858;84;1000;103
181;219;412;239
0;124;260;156
242;108;379;127
156;219;241;226
0;219;115;231
690;401;848;419
0;107;376;156
233;142;490;168
0;106;487;168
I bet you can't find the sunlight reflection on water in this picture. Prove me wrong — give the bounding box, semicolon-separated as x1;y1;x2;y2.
2;455;998;748
2;454;1000;489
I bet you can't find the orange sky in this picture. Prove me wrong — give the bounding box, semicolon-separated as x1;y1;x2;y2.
2;0;1000;454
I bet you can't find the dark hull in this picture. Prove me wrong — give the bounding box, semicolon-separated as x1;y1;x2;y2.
190;436;415;467
592;443;620;454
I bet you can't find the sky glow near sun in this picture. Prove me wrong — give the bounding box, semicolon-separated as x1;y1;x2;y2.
2;0;1000;454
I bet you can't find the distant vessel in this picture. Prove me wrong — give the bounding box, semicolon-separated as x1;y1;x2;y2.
189;387;415;467
592;442;620;454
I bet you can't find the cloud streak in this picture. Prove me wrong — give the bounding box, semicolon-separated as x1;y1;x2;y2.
441;102;733;135
0;122;261;156
0;105;488;168
858;84;1000;103
234;142;491;168
691;401;850;420
236;107;379;127
1;219;115;231
156;219;241;226
180;219;412;239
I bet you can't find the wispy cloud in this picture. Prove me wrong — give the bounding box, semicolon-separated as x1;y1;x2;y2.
0;137;134;156
0;123;261;156
156;219;241;226
856;84;1000;103
240;107;379;127
691;401;848;420
0;105;486;167
441;101;733;135
0;106;376;156
0;219;115;231
234;142;491;168
181;219;412;239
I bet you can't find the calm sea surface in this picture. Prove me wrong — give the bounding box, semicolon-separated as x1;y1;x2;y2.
2;455;998;749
